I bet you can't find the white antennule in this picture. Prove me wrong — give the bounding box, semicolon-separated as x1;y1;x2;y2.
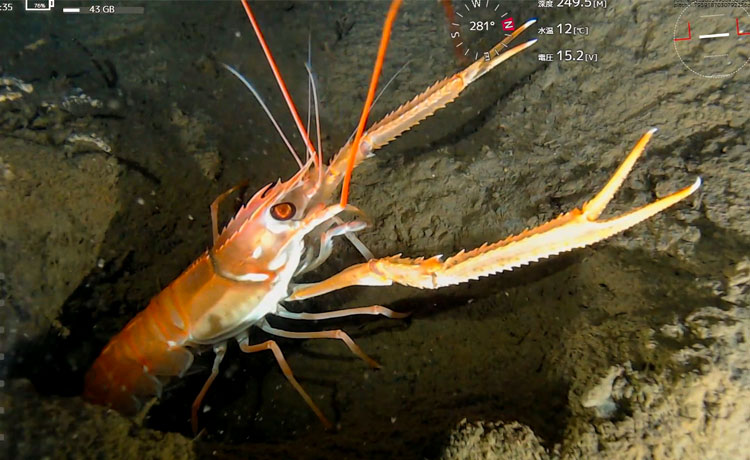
345;58;411;145
304;61;323;182
305;30;314;163
222;63;304;168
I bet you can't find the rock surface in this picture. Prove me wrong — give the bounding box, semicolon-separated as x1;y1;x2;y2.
1;2;748;459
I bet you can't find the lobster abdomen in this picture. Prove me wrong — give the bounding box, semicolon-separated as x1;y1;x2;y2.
83;284;196;414
83;248;275;414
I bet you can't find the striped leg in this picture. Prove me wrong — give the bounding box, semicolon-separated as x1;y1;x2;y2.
238;338;332;430
191;343;227;435
274;305;409;321
260;320;381;369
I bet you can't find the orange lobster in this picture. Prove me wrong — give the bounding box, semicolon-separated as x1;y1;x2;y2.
83;0;700;434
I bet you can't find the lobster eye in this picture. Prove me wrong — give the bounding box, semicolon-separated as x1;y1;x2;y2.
270;202;296;221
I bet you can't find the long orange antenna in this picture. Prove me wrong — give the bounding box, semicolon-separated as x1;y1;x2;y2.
339;0;402;207
240;0;320;169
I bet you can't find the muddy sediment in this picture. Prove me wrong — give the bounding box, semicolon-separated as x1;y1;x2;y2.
1;1;749;459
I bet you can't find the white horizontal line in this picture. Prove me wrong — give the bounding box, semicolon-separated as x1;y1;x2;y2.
63;7;80;13
704;54;728;58
701;14;724;18
699;33;730;39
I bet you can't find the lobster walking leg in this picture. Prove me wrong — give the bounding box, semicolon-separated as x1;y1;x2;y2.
260;321;381;368
274;305;409;320
296;220;370;275
336;219;375;261
238;338;333;429
191;343;227;435
290;130;701;301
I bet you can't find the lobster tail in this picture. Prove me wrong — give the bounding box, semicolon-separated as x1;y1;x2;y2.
83;295;194;414
84;341;162;414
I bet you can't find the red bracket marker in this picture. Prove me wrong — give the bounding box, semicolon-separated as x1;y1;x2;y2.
737;18;750;36
675;22;691;41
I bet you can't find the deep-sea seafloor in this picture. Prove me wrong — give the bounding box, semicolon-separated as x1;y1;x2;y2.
1;2;748;459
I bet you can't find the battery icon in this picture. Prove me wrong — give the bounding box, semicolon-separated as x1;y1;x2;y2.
25;0;54;11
